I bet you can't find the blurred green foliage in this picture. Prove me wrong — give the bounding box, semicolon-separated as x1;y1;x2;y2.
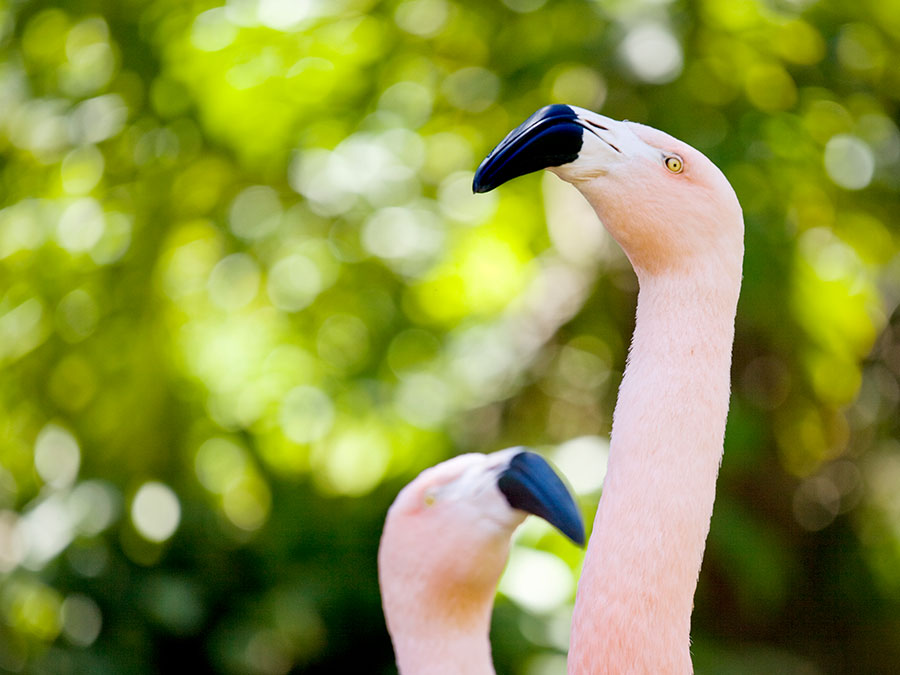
1;0;900;672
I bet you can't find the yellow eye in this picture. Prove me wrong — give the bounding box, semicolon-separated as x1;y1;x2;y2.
665;155;683;173
424;492;436;507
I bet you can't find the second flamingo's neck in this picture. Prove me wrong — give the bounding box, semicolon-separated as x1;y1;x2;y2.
568;264;741;674
389;604;496;675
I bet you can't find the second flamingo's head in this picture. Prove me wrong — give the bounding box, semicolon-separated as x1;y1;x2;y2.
379;448;583;654
473;104;743;276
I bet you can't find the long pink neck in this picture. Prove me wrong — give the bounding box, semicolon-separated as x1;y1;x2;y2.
568;262;740;673
380;509;513;674
388;601;495;675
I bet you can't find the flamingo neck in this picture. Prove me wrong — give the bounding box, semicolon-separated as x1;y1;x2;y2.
380;506;515;674
386;597;496;675
568;263;741;674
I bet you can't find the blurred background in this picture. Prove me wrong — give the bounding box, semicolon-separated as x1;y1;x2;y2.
1;0;899;672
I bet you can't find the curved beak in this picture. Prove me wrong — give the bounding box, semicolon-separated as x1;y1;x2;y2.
498;450;585;546
472;104;585;194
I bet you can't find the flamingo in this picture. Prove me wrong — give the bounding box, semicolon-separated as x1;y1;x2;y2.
379;448;584;674
475;104;744;673
379;104;743;674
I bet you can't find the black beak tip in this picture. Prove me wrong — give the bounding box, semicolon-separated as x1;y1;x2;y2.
498;450;585;546
472;104;583;195
471;169;492;194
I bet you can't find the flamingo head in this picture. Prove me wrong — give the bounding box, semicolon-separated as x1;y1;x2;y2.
378;448;583;633
473;104;743;275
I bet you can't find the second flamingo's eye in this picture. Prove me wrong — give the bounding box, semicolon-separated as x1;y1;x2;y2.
665;155;683;173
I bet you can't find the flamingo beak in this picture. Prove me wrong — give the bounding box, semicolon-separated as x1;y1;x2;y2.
472;104;584;194
498;450;585;546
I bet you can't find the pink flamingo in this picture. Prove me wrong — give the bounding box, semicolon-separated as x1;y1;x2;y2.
379;448;584;674
380;105;743;673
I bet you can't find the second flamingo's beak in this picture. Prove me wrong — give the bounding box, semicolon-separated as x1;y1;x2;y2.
472;104;585;193
498;450;585;546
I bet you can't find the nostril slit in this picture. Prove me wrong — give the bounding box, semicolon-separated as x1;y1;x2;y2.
577;119;621;153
